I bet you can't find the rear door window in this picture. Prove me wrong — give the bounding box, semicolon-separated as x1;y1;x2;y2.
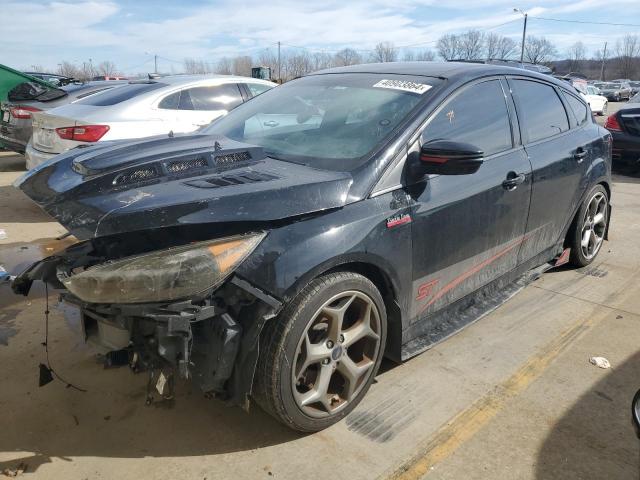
181;84;243;111
75;82;165;106
158;91;181;110
246;83;273;97
511;80;569;143
562;91;589;127
422;79;513;156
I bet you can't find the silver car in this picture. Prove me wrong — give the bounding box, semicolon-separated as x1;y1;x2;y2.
26;75;275;169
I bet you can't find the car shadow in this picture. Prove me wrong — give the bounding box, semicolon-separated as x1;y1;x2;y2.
535;350;640;479
0;152;25;172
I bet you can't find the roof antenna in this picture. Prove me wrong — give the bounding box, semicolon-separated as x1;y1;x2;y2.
168;130;174;138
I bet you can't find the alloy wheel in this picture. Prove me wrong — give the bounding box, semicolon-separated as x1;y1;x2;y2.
580;191;607;260
292;290;381;418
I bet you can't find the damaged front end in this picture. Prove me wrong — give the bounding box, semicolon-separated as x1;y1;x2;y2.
13;234;282;406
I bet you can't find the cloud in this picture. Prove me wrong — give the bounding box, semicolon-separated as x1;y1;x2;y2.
1;0;639;71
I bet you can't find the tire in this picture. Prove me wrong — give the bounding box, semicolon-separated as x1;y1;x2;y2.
254;271;387;432
568;184;609;267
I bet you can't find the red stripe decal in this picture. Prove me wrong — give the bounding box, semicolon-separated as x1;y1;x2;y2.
387;215;412;228
417;236;527;315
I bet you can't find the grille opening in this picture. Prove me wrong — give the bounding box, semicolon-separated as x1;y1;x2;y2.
166;156;208;174
113;167;159;186
213;151;252;165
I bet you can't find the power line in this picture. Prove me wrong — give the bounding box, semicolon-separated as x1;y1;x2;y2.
530;16;640;28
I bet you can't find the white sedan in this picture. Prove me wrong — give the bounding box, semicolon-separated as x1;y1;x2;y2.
581;85;608;116
25;75;275;169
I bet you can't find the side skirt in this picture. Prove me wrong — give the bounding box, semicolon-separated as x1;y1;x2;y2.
400;248;558;361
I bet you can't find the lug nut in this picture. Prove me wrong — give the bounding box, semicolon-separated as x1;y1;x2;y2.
322;358;330;365
326;340;334;349
339;334;345;343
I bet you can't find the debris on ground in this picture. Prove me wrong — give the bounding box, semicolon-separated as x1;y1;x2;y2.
589;356;611;369
2;462;27;477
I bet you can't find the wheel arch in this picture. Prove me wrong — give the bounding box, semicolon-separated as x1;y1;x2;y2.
283;255;405;363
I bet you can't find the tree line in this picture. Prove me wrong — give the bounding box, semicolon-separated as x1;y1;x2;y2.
52;32;640;82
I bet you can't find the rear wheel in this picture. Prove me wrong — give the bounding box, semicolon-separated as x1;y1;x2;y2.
569;185;608;267
254;272;386;432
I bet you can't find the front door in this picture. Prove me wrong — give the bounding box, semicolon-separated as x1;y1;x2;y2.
408;78;532;321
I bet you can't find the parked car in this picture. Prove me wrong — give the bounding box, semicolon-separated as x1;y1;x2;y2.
594;82;632;101
582;85;608;116
13;62;611;432
0;81;126;154
605;93;640;168
23;72;74;86
25;75;276;169
629;81;640;95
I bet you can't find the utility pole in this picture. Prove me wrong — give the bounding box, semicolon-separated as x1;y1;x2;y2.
277;41;281;83
600;42;607;81
154;54;158;74
513;9;528;64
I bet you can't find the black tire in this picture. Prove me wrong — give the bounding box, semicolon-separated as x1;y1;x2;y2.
568;184;608;267
253;271;387;432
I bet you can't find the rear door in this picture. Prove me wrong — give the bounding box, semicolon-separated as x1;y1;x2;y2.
508;77;587;264
409;78;532;319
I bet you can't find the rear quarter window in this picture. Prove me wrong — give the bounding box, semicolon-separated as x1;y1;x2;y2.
511;79;569;143
75;82;166;106
562;91;589;127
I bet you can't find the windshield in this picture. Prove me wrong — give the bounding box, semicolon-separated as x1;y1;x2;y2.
202;73;439;171
598;83;618;89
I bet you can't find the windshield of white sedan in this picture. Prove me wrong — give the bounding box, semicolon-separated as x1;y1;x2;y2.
202;74;439;171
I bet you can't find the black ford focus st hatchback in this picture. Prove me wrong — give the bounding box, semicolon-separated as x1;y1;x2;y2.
13;63;612;431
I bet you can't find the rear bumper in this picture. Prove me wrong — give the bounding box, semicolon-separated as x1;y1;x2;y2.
610;131;640;166
25;143;57;170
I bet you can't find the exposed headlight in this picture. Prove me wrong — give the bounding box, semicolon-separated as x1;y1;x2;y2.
62;233;265;304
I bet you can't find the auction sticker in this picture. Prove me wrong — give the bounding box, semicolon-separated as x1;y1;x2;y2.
373;79;432;94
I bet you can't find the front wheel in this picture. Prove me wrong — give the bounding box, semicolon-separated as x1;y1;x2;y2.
254;272;387;432
569;185;609;267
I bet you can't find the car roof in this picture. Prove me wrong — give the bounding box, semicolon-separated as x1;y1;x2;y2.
311;61;566;88
145;74;275;86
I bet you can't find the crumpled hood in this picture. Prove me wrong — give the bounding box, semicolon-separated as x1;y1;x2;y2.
16;134;355;240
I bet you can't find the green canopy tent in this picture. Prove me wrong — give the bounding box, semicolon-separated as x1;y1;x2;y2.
0;63;56;149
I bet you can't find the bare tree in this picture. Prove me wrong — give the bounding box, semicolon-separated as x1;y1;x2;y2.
232;56;252;76
567;41;587;72
485;33;516;60
184;57;208;74
459;30;485;60
437;34;461;61
415;49;436;61
371;42;397;63
615;34;640;78
524;36;557;64
285;51;313;79
403;50;415;61
256;49;279;78
334;48;361;66
311;52;333;71
215;57;232;75
57;61;80;79
97;61;118;77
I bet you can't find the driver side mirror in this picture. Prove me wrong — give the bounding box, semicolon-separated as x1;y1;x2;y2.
412;140;484;176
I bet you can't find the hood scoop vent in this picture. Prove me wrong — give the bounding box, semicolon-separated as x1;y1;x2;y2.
185;171;279;189
166;156;209;174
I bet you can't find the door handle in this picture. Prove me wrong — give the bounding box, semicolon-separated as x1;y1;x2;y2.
502;172;526;191
574;148;587;163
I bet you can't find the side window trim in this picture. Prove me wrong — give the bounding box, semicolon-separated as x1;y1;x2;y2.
506;76;572;145
418;76;515;155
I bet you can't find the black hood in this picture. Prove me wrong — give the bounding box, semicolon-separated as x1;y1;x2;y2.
16;134;355;240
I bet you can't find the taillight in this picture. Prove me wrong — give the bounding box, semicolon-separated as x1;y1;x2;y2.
55;125;110;142
604;115;622;132
10;106;41;119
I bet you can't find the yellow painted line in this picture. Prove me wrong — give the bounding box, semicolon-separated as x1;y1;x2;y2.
388;309;606;480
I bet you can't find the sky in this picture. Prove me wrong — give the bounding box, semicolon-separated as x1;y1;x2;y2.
2;0;640;74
